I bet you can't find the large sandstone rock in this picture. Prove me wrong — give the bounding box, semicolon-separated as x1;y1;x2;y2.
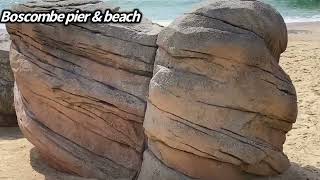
7;0;161;179
142;0;298;179
8;0;298;179
0;49;16;127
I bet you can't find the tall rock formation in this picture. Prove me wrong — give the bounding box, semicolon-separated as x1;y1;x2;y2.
7;0;161;179
141;0;298;179
7;0;298;179
0;49;16;127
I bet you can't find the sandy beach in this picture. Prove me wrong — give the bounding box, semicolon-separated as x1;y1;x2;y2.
0;21;320;180
279;22;320;180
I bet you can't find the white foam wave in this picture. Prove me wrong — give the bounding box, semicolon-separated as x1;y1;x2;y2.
1;15;319;29
154;20;172;26
155;16;320;27
284;15;320;23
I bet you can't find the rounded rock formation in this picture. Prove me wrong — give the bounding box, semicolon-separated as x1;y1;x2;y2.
142;0;298;179
7;0;299;179
7;0;161;179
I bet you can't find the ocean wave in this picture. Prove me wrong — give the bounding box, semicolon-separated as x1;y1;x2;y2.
154;17;320;27
1;15;319;29
285;15;320;23
154;20;172;26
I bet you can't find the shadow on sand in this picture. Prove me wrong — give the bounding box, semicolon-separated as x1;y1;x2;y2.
0;127;24;140
29;147;320;180
254;162;320;180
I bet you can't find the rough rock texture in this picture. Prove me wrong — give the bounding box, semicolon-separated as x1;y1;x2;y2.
7;0;161;179
0;49;16;126
8;0;298;179
138;150;195;180
142;0;298;179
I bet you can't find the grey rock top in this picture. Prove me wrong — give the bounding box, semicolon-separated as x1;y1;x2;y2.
192;0;288;59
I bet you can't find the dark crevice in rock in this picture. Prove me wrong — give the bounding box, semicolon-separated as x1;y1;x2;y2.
148;136;244;174
159;45;292;85
21;111;137;178
66;100;142;125
149;102;286;169
190;12;278;60
14;40;147;106
54;88;144;120
190;12;265;41
32;25;156;65
221;128;282;152
72;24;158;48
10;29;153;78
144;148;199;179
139;26;162;169
261;78;296;96
168;130;224;161
23;86;143;153
155;48;228;83
151;73;292;124
148;101;277;155
180;48;212;58
11;32;148;119
169;114;272;154
59;97;142;129
218;149;248;165
77;41;155;66
163;116;284;173
13;41;146;125
196;100;293;124
154;65;226;85
261;160;282;174
157;45;210;60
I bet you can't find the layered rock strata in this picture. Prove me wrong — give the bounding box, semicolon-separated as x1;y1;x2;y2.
7;0;299;179
0;49;16;126
7;0;161;179
142;0;298;179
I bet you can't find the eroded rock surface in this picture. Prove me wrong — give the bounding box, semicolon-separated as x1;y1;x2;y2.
0;49;16;127
8;0;298;179
7;0;161;179
142;0;298;179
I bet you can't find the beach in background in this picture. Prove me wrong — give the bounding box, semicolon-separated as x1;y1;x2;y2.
0;0;320;27
1;21;320;180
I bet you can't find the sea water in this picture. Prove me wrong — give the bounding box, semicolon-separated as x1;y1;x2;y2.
108;0;320;24
1;0;320;28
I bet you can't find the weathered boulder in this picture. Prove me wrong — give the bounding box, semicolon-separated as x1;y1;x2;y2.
138;150;195;180
0;48;16;127
142;0;297;179
7;0;299;179
7;0;161;179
